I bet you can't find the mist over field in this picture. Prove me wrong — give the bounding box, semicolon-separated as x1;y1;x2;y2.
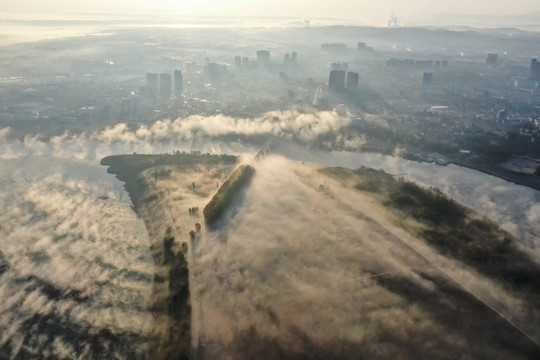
185;156;539;358
275;145;540;246
0;110;353;357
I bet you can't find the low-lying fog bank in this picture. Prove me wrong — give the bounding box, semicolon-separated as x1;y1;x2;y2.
1;121;538;247
1;106;539;358
179;156;539;359
0;155;153;359
102;152;540;359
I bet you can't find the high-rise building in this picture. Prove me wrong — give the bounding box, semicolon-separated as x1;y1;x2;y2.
531;59;540;80
186;62;197;74
235;56;242;71
121;96;139;114
486;53;498;65
249;60;259;70
331;63;348;70
423;72;434;87
497;109;507;122
219;63;227;77
207;63;221;82
289;52;298;68
174;70;183;96
256;50;270;66
347;72;359;91
146;73;158;97
283;53;290;66
357;42;374;52
159;73;172;99
329;69;346;93
242;57;249;71
282;52;298;70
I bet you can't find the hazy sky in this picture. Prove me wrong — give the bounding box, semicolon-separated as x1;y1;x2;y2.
3;0;540;21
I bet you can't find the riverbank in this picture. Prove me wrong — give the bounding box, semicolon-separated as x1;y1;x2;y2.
340;136;540;193
451;160;540;191
391;149;540;192
101;152;239;360
402;152;540;191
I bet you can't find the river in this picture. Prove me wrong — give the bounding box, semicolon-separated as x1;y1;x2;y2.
0;136;538;358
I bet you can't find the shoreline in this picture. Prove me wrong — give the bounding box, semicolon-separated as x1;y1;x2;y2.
100;152;239;360
386;146;540;192
100;154;193;360
449;160;540;192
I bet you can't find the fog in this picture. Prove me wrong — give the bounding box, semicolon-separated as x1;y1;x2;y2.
1;109;538;246
1;15;540;359
274;144;540;246
0;110;352;357
1;111;539;357
190;156;539;358
0;155;153;358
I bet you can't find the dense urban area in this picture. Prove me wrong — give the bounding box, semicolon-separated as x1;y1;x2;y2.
1;26;539;189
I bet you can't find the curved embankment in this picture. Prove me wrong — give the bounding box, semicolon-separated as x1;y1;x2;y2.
100;152;238;360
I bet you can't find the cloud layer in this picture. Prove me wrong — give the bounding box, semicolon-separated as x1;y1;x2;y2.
0;109;539;358
0;156;153;358
190;156;540;358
